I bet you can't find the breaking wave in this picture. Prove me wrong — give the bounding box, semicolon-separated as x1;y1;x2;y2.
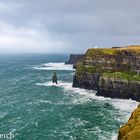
36;81;138;118
34;62;75;71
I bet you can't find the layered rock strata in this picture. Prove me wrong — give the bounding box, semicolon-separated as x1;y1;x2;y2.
73;45;140;101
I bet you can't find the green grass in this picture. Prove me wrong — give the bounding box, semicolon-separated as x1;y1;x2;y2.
76;64;140;82
76;64;95;76
86;48;118;57
76;63;105;76
103;71;140;82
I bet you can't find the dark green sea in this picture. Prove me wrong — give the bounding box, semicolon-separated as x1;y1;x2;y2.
0;54;138;140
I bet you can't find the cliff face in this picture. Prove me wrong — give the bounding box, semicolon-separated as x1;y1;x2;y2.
72;45;140;101
97;77;140;101
84;46;140;72
65;54;85;68
73;72;100;90
118;104;140;140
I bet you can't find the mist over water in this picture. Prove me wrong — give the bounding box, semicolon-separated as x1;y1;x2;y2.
0;54;138;140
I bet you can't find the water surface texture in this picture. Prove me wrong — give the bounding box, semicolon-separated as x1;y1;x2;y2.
0;54;138;140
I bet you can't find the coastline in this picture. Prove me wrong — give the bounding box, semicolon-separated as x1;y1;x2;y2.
71;45;140;102
67;45;140;139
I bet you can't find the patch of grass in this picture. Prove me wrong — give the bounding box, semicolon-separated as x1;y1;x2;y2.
86;48;118;57
76;63;106;76
86;46;140;57
103;71;140;82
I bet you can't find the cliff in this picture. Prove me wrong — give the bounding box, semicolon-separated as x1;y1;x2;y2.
118;104;140;140
97;76;140;100
65;54;85;68
72;45;140;101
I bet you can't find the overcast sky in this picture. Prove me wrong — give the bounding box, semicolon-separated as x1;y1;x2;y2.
0;0;140;54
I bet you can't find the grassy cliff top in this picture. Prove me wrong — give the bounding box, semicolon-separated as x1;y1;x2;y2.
86;45;140;57
76;45;140;81
115;45;140;52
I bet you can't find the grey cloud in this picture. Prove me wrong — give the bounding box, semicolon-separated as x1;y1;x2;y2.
0;0;140;53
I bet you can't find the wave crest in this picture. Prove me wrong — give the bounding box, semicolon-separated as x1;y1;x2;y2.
34;62;75;71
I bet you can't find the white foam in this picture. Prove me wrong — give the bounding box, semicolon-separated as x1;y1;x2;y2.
34;62;75;71
39;99;52;104
111;99;138;114
64;84;138;117
111;134;118;140
36;82;58;87
68;117;90;127
66;83;138;115
37;81;138;118
37;81;138;115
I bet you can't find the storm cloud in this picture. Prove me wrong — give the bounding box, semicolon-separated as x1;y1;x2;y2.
0;0;140;54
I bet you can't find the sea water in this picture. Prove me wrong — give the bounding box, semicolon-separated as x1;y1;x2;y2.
0;54;138;140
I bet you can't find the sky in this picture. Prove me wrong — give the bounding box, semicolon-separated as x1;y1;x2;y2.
0;0;140;54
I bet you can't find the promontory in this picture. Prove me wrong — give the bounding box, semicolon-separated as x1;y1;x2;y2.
72;45;140;101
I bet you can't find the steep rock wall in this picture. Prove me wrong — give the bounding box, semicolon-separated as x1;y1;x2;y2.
73;72;100;90
97;77;140;101
72;46;140;101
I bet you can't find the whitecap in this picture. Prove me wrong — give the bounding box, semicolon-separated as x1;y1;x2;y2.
111;134;118;140
34;62;75;71
39;99;52;104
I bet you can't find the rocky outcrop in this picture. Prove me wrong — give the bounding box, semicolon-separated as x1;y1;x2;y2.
72;45;140;101
118;104;140;140
65;54;85;69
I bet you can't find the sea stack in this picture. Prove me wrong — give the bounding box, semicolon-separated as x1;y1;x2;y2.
52;71;58;84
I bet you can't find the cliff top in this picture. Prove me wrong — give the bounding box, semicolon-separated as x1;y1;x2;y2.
115;45;140;51
86;45;140;56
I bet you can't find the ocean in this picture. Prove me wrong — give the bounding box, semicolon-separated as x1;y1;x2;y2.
0;54;138;140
